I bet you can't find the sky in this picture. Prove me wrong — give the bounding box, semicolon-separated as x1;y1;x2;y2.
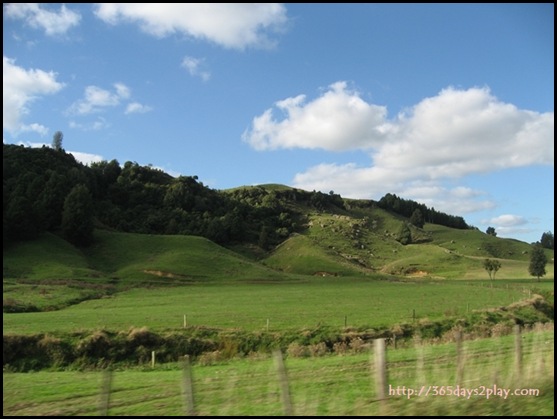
3;3;554;244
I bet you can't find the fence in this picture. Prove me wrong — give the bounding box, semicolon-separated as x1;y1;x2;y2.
86;325;552;416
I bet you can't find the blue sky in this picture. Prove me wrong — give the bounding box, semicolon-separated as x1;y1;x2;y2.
3;3;554;244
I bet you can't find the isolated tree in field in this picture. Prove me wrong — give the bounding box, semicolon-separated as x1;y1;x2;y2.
52;131;63;151
486;226;497;237
61;184;94;246
409;208;425;228
528;244;547;282
483;258;501;280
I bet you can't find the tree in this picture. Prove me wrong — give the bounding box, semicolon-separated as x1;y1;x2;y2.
483;258;501;280
397;222;412;245
409;208;425;228
528;244;547;282
540;231;554;250
61;184;94;246
486;226;497;237
52;131;63;151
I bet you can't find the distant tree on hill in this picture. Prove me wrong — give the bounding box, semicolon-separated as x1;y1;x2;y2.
409;208;425;228
61;184;94;246
540;231;554;250
486;226;497;237
397;222;412;245
52;131;63;151
528;244;547;282
483;258;501;280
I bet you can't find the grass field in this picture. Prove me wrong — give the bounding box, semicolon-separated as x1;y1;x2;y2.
3;328;553;416
3;277;543;335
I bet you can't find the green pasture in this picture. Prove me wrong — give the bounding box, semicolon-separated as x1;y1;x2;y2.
3;278;542;335
3;329;553;416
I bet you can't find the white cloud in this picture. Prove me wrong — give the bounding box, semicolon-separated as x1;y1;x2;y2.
125;102;153;114
68;83;131;115
69;117;110;131
243;81;390;151
4;3;81;36
3;56;64;135
181;56;210;81
19;122;49;136
486;214;528;227
114;82;131;99
94;3;288;49
247;82;554;216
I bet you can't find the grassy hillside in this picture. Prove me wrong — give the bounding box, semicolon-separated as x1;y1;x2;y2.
83;230;284;283
260;202;553;280
3;232;99;280
3;200;553;285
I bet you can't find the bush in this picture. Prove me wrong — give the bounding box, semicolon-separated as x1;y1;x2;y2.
286;342;309;358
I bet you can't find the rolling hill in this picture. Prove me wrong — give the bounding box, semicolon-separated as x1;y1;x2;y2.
3;186;553;284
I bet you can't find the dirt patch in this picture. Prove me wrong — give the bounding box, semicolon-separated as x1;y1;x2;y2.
143;270;191;279
407;270;429;277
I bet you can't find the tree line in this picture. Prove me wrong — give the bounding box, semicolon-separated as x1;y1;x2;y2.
377;193;469;230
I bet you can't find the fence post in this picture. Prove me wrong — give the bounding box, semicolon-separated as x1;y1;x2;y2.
273;350;293;416
455;331;464;386
374;338;387;400
151;351;156;368
373;338;388;415
182;355;196;416
514;324;522;381
98;369;112;416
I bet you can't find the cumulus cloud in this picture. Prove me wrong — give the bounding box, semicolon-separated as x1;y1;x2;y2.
94;3;288;49
125;102;153;114
68;83;131;115
485;214;528;227
181;56;210;81
244;81;390;151
3;56;64;135
4;3;81;36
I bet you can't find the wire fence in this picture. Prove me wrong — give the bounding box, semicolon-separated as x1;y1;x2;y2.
4;324;554;416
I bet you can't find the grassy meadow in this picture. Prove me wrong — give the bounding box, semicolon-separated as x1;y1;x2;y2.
3;277;542;335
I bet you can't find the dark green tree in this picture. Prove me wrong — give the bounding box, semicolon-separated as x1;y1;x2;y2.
483;258;501;280
409;208;425;228
397;222;412;245
486;226;497;237
52;131;63;151
61;184;94;246
540;231;554;250
528;244;547;282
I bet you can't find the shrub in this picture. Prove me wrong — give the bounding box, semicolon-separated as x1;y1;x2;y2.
286;342;309;358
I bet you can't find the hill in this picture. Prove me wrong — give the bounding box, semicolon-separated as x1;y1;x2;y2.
3;144;554;285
